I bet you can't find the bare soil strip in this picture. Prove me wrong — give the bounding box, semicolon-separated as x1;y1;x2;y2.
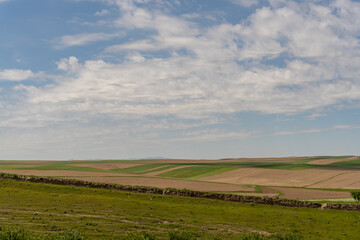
200;168;350;187
270;187;351;200
261;186;280;194
144;165;190;176
138;165;172;173
308;172;360;189
60;176;253;192
308;157;358;165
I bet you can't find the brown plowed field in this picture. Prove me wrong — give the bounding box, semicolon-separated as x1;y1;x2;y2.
308;172;360;189
308;157;358;165
270;187;351;200
1;157;357;200
200;168;348;187
59;176;253;192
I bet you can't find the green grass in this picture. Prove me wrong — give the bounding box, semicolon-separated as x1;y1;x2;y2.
0;162;43;166
252;164;317;170
0;179;360;239
329;159;360;168
0;226;303;240
24;163;109;172
307;198;356;203
158;166;238;180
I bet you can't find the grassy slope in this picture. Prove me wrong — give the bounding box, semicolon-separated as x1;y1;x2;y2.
329;158;360;168
0;179;360;239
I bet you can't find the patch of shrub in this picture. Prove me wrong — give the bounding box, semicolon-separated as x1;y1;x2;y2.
0;226;32;240
350;190;360;203
237;232;303;240
45;229;85;240
124;231;158;240
271;232;304;240
240;233;267;240
168;231;197;240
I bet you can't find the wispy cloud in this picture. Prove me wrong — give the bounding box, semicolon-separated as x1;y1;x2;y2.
1;0;360;159
54;32;122;49
0;69;35;81
274;125;360;136
230;0;259;7
174;130;259;142
2;0;359;126
95;9;109;16
0;0;360;159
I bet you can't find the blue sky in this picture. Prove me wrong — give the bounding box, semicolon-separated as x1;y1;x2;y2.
0;0;360;160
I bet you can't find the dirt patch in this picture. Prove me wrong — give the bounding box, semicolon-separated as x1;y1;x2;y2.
261;186;280;195
308;157;358;165
144;166;190;176
60;176;253;192
71;163;140;170
200;168;349;187
307;172;360;189
270;187;351;200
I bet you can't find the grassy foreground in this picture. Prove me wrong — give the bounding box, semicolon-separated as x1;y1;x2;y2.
0;180;360;239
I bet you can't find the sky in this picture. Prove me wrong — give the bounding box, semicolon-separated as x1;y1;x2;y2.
0;0;360;160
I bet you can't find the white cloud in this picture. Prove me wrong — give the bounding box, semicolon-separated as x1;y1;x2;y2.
231;0;259;7
173;129;258;142
95;9;109;16
0;69;35;81
1;0;360;159
274;125;360;136
57;56;81;72
2;0;360;136
54;32;121;49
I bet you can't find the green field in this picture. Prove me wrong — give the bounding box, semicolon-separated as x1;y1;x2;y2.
158;166;238;179
1;157;359;180
0;179;359;239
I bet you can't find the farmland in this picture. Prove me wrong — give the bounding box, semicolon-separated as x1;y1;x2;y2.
0;156;359;201
1;156;360;239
